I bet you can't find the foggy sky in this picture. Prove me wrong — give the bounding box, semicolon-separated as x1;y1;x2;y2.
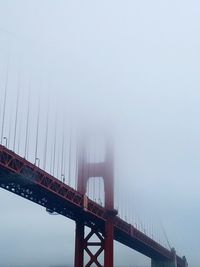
0;1;200;266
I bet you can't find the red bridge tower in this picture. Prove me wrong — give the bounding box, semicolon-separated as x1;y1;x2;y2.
74;140;117;267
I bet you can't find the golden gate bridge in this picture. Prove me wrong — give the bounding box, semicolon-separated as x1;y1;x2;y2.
0;88;188;267
0;35;188;266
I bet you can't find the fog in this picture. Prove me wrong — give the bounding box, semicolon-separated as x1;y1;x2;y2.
0;1;200;266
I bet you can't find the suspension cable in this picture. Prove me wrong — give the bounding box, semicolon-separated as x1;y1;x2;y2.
160;221;172;250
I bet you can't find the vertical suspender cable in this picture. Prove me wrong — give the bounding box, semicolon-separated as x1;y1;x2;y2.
13;85;20;151
75;141;78;190
8;113;12;148
24;87;31;158
99;139;101;202
50;144;54;175
17;116;21;154
93;139;95;201
88;148;90;197
63;128;67;183
43;105;49;170
52;114;57;176
68;128;72;186
1;63;8;144
34;100;40;164
98;142;101;204
61;117;65;179
57;145;60;179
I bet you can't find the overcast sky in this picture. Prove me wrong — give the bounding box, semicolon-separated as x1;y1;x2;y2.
0;1;200;266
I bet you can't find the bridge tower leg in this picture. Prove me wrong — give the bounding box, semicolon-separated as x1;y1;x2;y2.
74;140;116;267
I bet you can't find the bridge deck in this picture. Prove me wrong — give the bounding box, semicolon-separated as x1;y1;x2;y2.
0;145;185;267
